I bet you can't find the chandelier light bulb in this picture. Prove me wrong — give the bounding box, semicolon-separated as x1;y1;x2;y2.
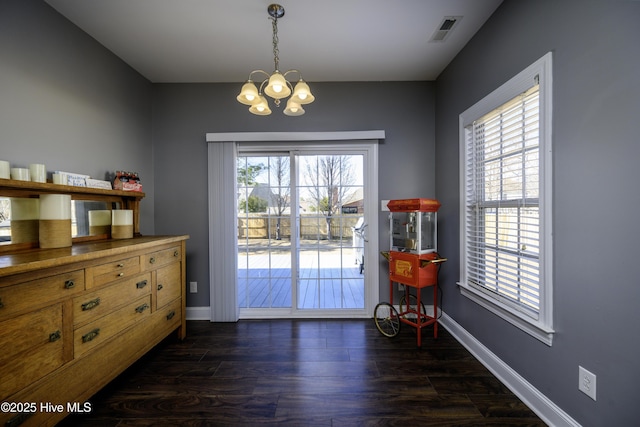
264;71;291;99
236;81;261;105
249;95;272;115
284;99;305;116
291;80;315;104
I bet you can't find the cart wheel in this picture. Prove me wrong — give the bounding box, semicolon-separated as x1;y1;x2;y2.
374;302;400;337
399;294;427;321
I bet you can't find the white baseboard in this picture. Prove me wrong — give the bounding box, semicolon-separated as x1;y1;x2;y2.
438;312;580;427
186;306;211;320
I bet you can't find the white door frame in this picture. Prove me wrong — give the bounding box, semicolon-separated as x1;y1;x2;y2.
206;131;384;322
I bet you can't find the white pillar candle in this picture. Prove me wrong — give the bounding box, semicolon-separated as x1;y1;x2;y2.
52;173;65;184
112;210;133;225
89;210;112;226
10;168;30;181
0;160;10;179
39;194;71;219
29;163;46;183
11;198;40;220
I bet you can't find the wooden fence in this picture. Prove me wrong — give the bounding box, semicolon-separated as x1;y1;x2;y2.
238;214;362;240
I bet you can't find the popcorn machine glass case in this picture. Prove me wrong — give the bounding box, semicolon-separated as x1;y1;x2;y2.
388;198;439;255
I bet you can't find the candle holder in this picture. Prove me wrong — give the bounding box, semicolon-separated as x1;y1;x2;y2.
111;210;133;239
39;194;72;248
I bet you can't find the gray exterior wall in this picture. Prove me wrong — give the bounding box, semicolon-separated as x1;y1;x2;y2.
435;1;640;426
0;0;154;234
152;81;436;308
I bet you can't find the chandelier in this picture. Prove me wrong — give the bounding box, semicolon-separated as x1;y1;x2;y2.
236;4;315;116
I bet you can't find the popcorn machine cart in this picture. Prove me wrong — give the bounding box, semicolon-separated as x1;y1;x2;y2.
375;198;446;347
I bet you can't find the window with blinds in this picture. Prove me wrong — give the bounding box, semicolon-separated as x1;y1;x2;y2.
466;86;541;315
459;52;553;344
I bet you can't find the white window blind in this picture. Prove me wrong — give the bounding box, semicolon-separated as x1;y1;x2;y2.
465;86;541;316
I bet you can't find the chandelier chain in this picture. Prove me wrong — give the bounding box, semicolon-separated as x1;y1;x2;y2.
271;16;280;71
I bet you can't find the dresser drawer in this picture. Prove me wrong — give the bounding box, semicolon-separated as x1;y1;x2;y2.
0;304;65;401
0;270;84;320
156;262;182;309
142;245;181;271
73;272;151;327
86;256;140;289
156;297;182;332
74;295;152;358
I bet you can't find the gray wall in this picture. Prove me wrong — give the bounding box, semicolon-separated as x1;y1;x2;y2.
435;1;640;426
0;0;154;234
152;82;437;307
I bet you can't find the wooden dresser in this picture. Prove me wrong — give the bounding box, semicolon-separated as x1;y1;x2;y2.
0;235;188;427
0;178;188;426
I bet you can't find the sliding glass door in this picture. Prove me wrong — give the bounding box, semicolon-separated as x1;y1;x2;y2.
237;144;374;317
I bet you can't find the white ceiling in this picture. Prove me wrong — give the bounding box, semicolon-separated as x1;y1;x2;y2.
44;0;503;83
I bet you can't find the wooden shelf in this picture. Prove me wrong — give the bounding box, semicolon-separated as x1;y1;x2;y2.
0;178;146;253
0;177;145;200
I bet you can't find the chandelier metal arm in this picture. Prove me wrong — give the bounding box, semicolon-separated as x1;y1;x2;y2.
246;70;271;82
282;69;305;81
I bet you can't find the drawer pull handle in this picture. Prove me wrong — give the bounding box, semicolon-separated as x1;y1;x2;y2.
49;330;62;342
157;283;164;291
64;279;75;289
82;328;100;343
174;250;179;257
136;279;148;289
117;263;124;268
135;303;150;313
118;272;125;277
81;298;101;311
149;257;156;264
166;310;176;320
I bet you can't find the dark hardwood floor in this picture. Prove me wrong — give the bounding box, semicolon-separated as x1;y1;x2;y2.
59;319;547;426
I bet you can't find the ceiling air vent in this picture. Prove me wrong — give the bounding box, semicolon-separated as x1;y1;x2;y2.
430;16;462;42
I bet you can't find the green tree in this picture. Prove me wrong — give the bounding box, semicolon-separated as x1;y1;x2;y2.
237;162;264;186
238;195;268;213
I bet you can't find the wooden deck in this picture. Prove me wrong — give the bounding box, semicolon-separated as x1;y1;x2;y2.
238;240;365;309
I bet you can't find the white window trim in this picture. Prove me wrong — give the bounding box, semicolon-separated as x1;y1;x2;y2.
458;53;554;345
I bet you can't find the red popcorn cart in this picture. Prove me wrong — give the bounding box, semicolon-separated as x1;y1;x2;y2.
375;198;446;347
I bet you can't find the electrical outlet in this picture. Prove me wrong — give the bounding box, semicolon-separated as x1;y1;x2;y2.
578;366;597;400
189;281;197;293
